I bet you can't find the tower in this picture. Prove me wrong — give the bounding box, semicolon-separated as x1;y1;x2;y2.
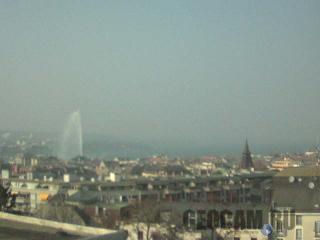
240;139;254;169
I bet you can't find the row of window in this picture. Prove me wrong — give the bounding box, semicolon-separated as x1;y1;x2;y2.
295;215;320;234
276;216;320;240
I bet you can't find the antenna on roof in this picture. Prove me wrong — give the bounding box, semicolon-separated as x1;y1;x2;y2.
288;176;295;183
308;182;315;189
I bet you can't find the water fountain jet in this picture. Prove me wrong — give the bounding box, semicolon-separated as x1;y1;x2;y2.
58;110;83;160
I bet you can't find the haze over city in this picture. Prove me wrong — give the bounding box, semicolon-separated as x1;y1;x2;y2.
2;2;320;240
1;1;320;154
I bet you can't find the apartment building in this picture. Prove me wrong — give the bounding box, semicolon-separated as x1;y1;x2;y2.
271;166;320;240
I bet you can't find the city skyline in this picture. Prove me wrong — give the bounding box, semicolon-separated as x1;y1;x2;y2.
1;2;320;239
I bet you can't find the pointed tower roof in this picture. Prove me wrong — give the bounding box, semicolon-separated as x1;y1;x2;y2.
244;138;249;152
240;139;254;169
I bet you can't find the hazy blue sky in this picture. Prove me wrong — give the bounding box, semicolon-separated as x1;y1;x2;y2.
1;1;320;150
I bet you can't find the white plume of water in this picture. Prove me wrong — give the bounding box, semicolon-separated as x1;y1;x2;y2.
59;110;83;160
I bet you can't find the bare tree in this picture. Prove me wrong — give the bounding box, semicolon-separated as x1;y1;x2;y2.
129;200;160;240
161;210;183;240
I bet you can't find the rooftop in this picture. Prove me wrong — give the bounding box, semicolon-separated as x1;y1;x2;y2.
275;166;320;177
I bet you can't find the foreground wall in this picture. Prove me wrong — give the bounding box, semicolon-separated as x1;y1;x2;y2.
0;212;117;236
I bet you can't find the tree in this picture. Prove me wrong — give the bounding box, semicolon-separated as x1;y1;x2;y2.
160;209;183;240
124;202;184;240
127;200;161;240
0;183;15;211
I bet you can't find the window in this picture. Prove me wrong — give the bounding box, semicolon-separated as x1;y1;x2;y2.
251;238;257;240
315;221;320;236
234;238;240;240
296;215;302;225
296;229;302;240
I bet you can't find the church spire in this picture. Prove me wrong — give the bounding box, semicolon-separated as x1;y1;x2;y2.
240;139;254;169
